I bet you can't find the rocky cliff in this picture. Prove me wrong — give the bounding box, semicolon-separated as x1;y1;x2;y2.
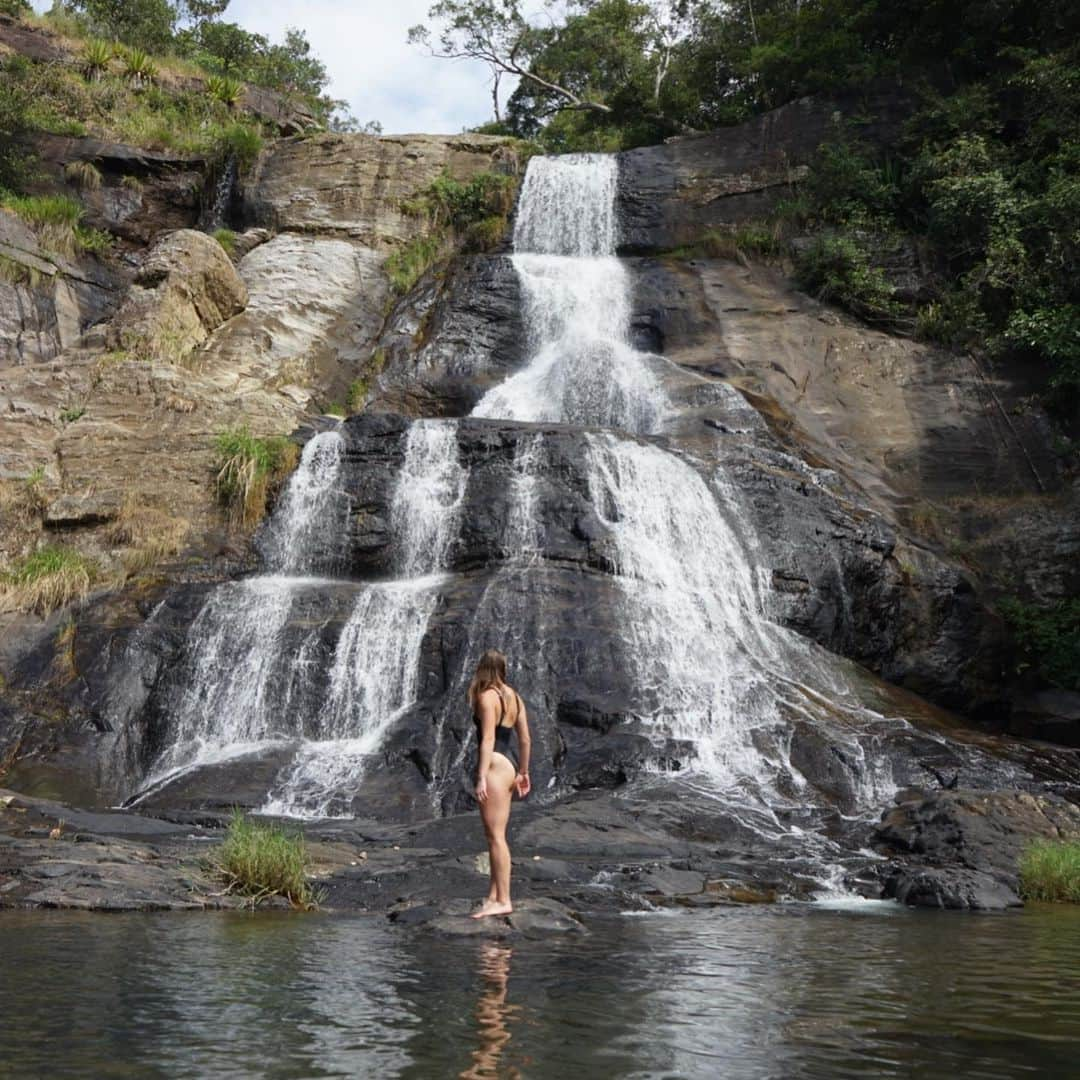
1;83;1078;914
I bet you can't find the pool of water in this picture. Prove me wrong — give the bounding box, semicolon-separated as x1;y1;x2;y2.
3;902;1080;1079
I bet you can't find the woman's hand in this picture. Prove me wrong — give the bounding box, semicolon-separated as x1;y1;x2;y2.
514;772;531;798
475;776;488;804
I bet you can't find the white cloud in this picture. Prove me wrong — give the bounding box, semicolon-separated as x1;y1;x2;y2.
32;0;499;134
209;0;500;134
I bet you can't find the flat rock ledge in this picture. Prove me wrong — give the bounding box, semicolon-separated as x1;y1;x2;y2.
388;897;586;938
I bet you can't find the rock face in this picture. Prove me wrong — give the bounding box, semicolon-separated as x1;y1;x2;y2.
875;788;1080;909
0;208;124;366
243;132;517;244
108;229;248;362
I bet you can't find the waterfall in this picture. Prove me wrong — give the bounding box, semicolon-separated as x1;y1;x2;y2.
134;423;468;815
472;155;664;433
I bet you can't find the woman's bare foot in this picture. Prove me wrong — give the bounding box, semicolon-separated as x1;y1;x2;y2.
470;900;513;919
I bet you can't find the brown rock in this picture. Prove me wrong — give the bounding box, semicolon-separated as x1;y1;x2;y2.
109;229;247;363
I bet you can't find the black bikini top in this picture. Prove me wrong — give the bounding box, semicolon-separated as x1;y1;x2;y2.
473;686;521;743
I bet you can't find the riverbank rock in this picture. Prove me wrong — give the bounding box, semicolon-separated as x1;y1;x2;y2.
389;896;586;938
875;788;1080;910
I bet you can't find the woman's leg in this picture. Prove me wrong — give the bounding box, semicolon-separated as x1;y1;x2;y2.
473;754;516;917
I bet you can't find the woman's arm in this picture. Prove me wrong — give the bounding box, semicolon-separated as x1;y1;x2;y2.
475;690;498;803
515;702;532;797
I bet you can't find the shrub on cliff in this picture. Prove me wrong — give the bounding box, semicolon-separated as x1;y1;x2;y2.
215;810;318;909
1020;839;1080;903
999;598;1080;692
214;427;298;529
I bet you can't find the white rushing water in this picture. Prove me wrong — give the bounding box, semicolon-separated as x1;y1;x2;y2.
138;421;469;814
472;155;664;433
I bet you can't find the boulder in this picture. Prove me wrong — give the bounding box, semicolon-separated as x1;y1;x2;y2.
109;229;247;363
875;788;1080;909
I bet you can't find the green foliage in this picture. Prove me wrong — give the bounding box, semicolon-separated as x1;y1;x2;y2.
386;233;446;295
60;405;86;423
67;0;177;52
405;170;516;231
323;402;346;418
999;597;1080;691
794;233;902;325
347;377;369;413
0;0;31;16
206;74;244;108
119;47;159;87
1019;840;1080;903
213;426;299;529
215;121;262;169
212;227;236;255
74;224;113;254
215;810;318;909
0;192;87;256
0;57;34;189
81;39;114;81
0;546;98;615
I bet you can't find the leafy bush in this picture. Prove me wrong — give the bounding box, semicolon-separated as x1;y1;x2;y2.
999;597;1080;691
120;48;159;88
0;546;98;615
214;426;298;529
794;233;903;325
215;810;317;909
81;39;113;81
206;75;244;109
215;122;262;170
1019;839;1080;903
406;171;517;232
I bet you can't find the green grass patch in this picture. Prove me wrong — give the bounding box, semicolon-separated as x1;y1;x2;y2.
0;545;98;615
215;810;318;909
386;233;446;295
212;228;236;256
214;426;299;529
1019;839;1080;903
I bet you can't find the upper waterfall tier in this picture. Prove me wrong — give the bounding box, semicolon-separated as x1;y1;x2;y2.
472;153;665;433
513;154;619;257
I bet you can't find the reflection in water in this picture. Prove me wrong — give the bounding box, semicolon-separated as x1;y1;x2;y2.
461;944;520;1080
3;906;1080;1079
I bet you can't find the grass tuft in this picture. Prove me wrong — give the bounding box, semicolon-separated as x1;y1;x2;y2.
214;427;299;529
215;810;318;909
1019;839;1080;903
63;160;102;191
211;227;236;256
0;545;97;615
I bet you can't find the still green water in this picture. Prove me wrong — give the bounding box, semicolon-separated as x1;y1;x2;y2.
2;902;1079;1079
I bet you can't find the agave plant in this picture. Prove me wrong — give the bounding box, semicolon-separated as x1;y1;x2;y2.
82;39;112;82
206;75;245;110
121;48;158;89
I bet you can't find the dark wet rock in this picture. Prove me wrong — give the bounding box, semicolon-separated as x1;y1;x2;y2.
616;86;913;253
883;867;1021;911
389;896;586;937
874;788;1080;910
366;255;523;418
1006;690;1080;748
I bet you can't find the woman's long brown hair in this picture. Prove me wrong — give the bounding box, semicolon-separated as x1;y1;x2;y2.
468;649;507;711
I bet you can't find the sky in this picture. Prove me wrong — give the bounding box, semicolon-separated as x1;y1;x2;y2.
31;1;498;134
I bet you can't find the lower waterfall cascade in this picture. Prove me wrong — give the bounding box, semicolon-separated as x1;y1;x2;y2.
113;150;1044;895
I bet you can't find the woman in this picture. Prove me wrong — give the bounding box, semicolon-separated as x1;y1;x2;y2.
469;649;531;918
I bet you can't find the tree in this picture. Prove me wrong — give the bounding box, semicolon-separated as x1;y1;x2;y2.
409;1;615;122
66;0;177;50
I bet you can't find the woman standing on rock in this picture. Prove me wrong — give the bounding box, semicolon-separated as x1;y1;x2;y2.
470;649;531;918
